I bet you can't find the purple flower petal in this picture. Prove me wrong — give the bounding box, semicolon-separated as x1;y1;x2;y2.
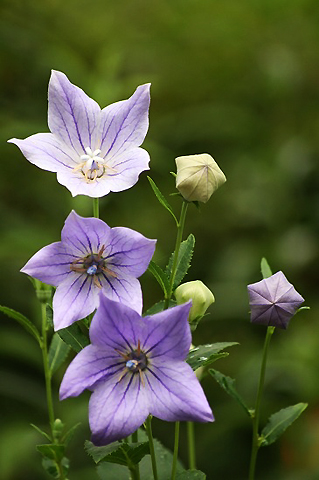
98;84;150;159
89;293;141;349
145;360;214;423
20;242;75;287
141;302;192;361
89;373;149;446
248;271;304;329
106;226;156;278
59;344;123;399
8;133;76;172
99;275;143;315
53;272;98;330
48;70;100;156
61;211;112;256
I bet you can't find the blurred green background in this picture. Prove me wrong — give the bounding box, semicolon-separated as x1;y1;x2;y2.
1;0;319;478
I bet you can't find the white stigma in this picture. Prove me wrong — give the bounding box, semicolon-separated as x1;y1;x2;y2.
74;147;106;183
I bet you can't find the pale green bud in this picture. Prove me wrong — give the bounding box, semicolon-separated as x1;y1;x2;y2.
175;280;215;323
175;153;226;203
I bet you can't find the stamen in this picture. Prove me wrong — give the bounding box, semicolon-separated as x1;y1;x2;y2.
101;266;117;278
139;369;145;387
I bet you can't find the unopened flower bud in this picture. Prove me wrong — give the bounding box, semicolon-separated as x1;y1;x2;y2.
175;280;215;323
175;153;226;203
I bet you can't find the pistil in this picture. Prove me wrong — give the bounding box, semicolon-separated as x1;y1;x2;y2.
73;146;117;183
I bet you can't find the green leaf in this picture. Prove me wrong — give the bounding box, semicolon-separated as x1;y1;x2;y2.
0;305;41;345
46;304;54;328
97;437;184;480
48;333;70;375
148;261;170;296
209;369;251;416
187;343;238;370
61;422;81;447
144;300;176;316
85;440;150;467
260;403;308;446
166;234;195;289
147;176;178;225
176;471;206;479
42;457;69;479
36;443;65;462
260;257;273;279
58;322;90;353
30;423;51;442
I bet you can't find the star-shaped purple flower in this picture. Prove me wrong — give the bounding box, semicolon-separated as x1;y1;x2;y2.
60;295;214;445
248;271;304;329
21;211;156;331
9;70;150;197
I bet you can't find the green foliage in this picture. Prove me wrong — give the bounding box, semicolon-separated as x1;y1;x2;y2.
41;456;69;479
144;299;176;316
48;334;70;375
97;437;184;480
0;305;41;345
148;260;170;296
85;439;150;468
176;471;206;479
260;403;308;447
30;423;51;442
166;234;195;290
147;176;178;225
187;342;238;371
58;322;90;352
36;444;65;462
209;369;251;417
260;258;273;279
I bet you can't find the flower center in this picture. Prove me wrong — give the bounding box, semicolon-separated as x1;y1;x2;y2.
70;245;117;288
73;147;117;183
125;351;148;372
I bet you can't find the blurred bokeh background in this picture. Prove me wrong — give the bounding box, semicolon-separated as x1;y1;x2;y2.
1;0;319;478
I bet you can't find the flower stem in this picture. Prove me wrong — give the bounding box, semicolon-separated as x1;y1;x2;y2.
40;302;55;435
171;421;180;480
145;416;158;480
131;430;140;480
93;198;99;218
164;200;188;309
187;421;196;469
249;326;275;480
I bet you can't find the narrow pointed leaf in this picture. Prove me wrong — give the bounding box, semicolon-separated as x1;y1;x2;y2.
85;440;150;466
0;305;41;345
49;333;70;375
260;403;308;446
58;322;90;353
209;368;251;416
61;422;81;447
30;423;52;442
147;176;178;225
148;261;170;296
143;299;176;316
187;342;238;370
260;257;273;279
166;234;195;289
36;443;65;462
176;471;206;479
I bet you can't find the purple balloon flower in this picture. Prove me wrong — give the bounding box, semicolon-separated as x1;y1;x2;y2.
21;211;156;331
60;295;214;445
248;271;304;329
9;70;150;197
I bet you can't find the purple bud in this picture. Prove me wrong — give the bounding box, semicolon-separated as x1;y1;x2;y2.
247;271;304;329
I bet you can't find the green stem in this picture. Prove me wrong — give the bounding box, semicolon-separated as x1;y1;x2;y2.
93;198;99;218
145;416;158;480
164;200;188;309
171;421;180;480
131;430;140;480
249;326;275;480
40;303;55;435
187;421;196;470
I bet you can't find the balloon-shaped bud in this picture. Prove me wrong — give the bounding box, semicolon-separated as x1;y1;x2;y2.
175;280;215;323
175;153;226;203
